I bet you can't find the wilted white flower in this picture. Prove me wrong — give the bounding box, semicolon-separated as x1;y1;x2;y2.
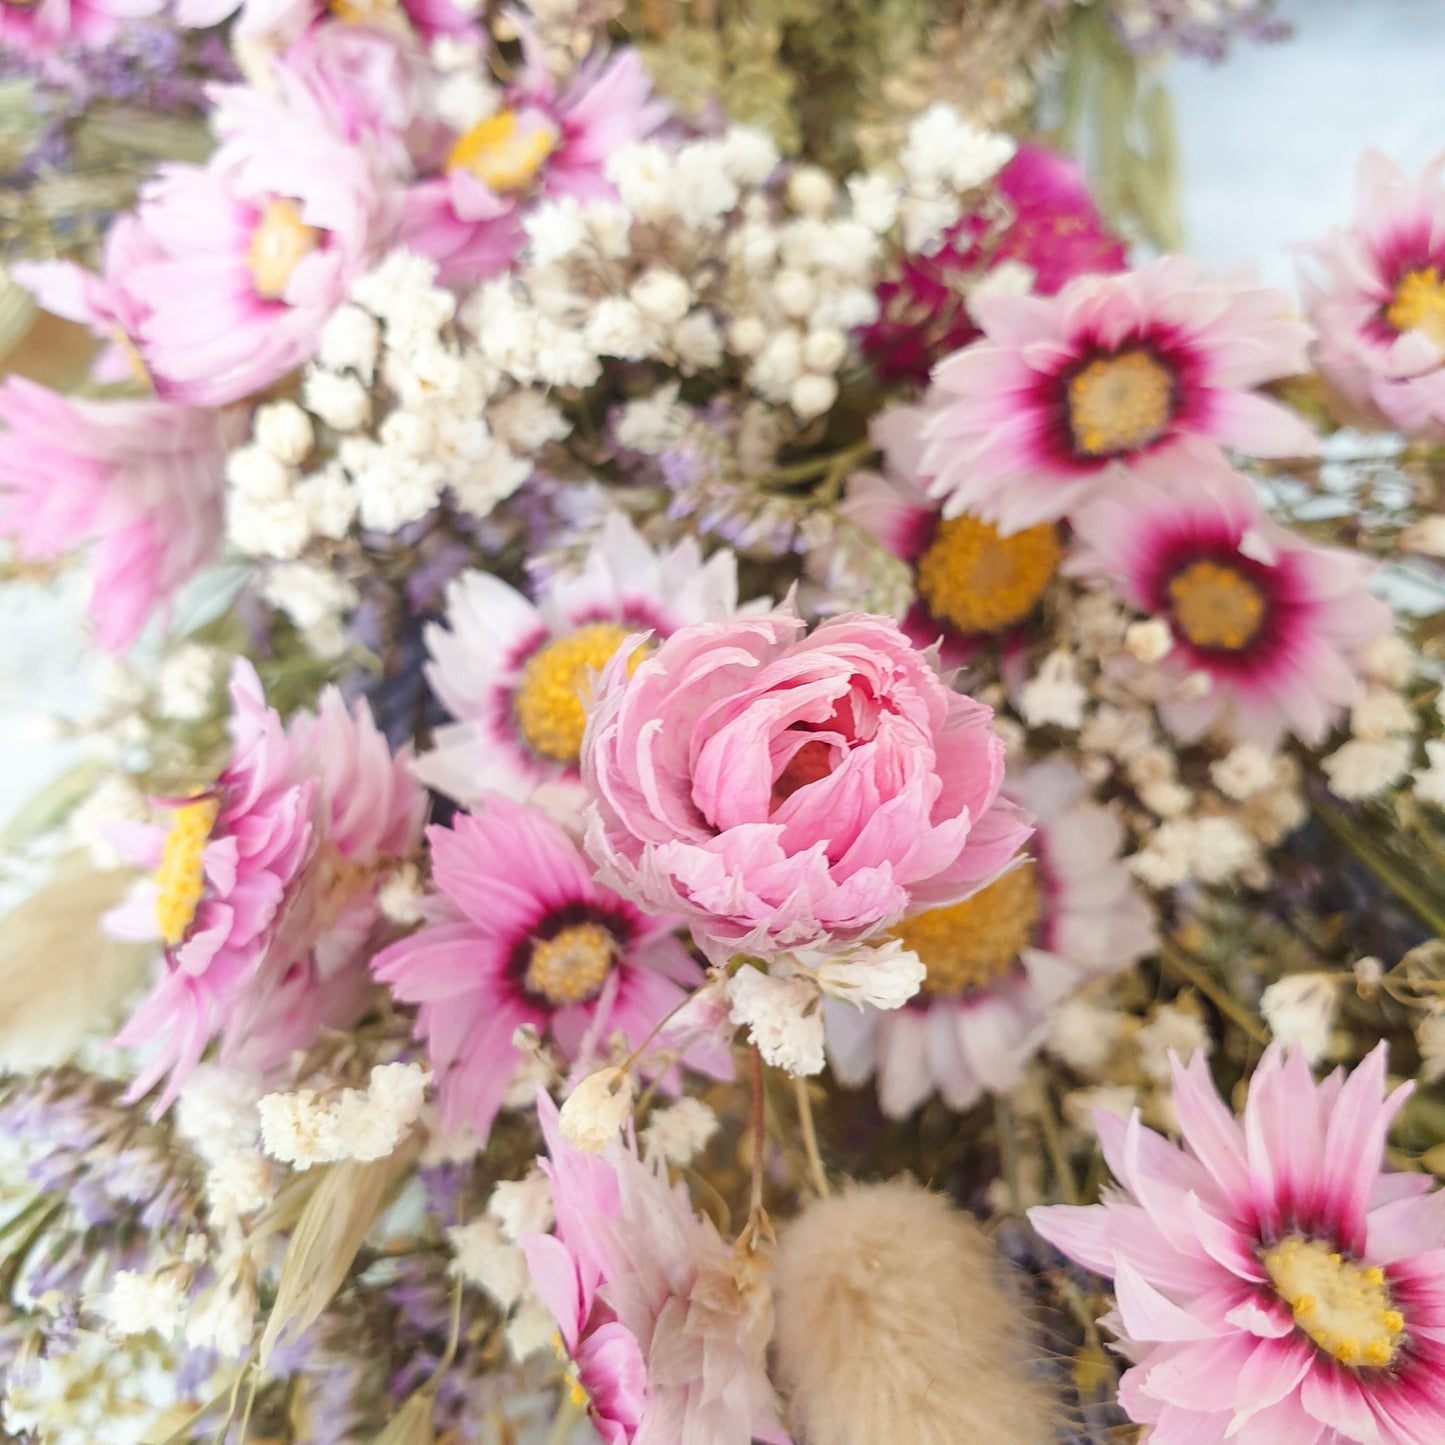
1322;736;1412;800
558;1067;634;1152
448;1216;530;1308
1046;996;1126;1076
1211;743;1277;800
1350;684;1416;740
1020;650;1087;730
727;967;825;1076
104;1270;188;1341
808;939;925;1011
790;372;838;420
253;400;313;466
1260;972;1340;1065
1124;617;1173;664
1134;1004;1211;1081
487;1172;554;1241
640;1096;719;1167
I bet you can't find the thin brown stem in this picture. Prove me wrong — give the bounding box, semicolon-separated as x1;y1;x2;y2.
1158;939;1269;1047
748;1044;766;1227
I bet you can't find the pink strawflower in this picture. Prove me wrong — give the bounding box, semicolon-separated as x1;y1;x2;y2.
0;377;237;653
112;66;399;406
1030;1045;1445;1444
0;0;161;57
1302;150;1445;436
582;610;1030;964
921;255;1318;533
372;795;729;1142
843;399;1062;669
826;759;1154;1117
520;1092;789;1445
398;44;666;286
13;217;160;386
108;662;424;1109
1070;450;1393;745
860;142;1128;386
417;512;751;813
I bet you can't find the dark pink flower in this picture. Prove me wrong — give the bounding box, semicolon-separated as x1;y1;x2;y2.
859;143;1128;386
1032;1045;1445;1444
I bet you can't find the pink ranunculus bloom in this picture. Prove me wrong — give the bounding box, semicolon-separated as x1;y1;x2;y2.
108;662;424;1109
1069;449;1394;746
1302;150;1445;437
398;44;667;286
921;254;1319;534
0;0;161;56
520;1092;789;1445
826;759;1155;1117
371;794;730;1143
1030;1045;1445;1445
581;610;1031;965
0;377;239;653
860;141;1129;387
842;399;1062;671
114;64;401;407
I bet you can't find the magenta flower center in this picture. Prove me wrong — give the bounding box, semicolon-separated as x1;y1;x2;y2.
154;796;219;946
1262;1235;1405;1368
524;922;618;1007
1167;559;1266;652
894;862;1041;996
247;198;321;302
1386;266;1445;349
1066;349;1176;458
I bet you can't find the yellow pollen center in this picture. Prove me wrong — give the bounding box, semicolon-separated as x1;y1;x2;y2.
1386;266;1445;350
247;198;320;302
525;923;617;1006
1263;1236;1405;1369
893;862;1041;996
915;515;1060;635
153;797;220;946
447;111;555;192
1168;559;1266;651
513;624;645;764
1066;349;1175;458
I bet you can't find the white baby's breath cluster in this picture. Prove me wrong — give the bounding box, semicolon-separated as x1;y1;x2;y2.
258;1062;430;1168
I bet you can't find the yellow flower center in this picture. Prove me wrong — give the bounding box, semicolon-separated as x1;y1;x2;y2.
1168;559;1266;652
447;111;556;193
1066;349;1176;458
915;515;1060;635
328;0;405;26
154;797;220;946
1262;1236;1405;1369
247;198;320;302
894;862;1041;996
513;624;644;764
1386;266;1445;349
525;923;617;1006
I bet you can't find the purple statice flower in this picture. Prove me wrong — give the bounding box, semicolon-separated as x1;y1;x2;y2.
1110;0;1291;62
0;1070;205;1301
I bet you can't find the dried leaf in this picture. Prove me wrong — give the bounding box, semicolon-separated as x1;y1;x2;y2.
259;1139;420;1368
370;1392;436;1445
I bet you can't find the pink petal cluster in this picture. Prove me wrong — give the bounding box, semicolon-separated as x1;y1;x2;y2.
110;662;424;1109
520;1093;789;1445
582;610;1030;964
1302;150;1445;437
372;795;730;1142
922;254;1318;533
0;0;161;57
0;378;237;653
44;59;400;408
860;142;1128;386
1070;449;1394;745
174;0;477;43
1031;1046;1445;1444
398;44;667;286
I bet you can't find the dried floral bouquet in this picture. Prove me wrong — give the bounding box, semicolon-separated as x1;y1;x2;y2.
3;0;1445;1442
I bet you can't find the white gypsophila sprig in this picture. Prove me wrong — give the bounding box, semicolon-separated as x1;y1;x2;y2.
727;966;826;1076
258;1063;430;1168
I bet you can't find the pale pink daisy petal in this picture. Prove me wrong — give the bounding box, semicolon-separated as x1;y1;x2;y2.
825;757;1154;1115
1301;149;1445;437
1069;449;1394;747
921;254;1317;533
0;378;238;653
1031;1044;1445;1445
